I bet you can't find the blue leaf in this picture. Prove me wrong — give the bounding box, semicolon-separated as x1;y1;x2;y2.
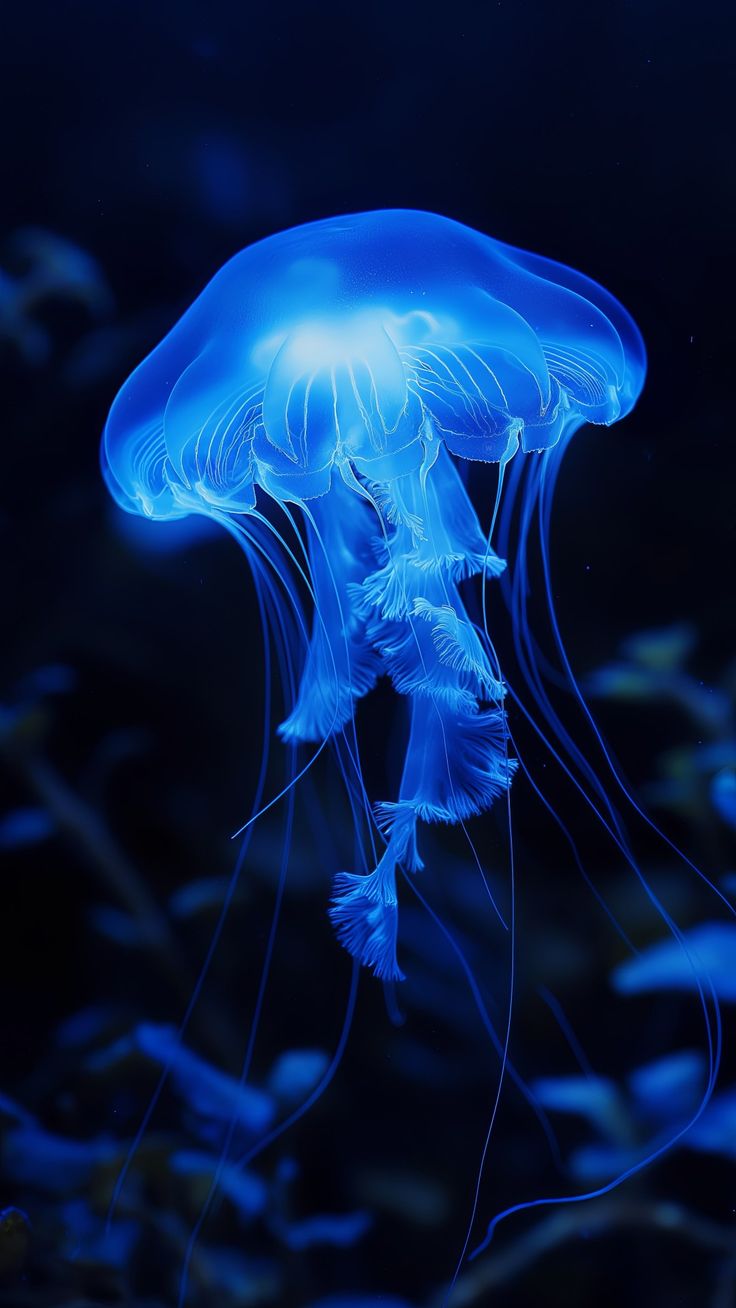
686;1087;736;1160
3;1125;117;1193
169;875;231;918
60;1199;138;1268
611;923;736;1002
267;1049;330;1104
569;1141;648;1183
88;906;143;947
586;663;658;701
621;624;696;672
712;770;736;830
628;1050;706;1123
270;1209;372;1251
0;808;54;850
54;1005;121;1050
0;1094;34;1127
170;1150;267;1220
135;1024;275;1134
531;1075;624;1138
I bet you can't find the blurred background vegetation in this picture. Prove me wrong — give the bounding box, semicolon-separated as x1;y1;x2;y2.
0;2;734;1305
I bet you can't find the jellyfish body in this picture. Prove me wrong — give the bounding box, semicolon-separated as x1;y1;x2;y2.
102;210;646;983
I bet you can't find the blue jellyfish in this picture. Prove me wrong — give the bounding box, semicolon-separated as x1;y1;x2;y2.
102;209;645;989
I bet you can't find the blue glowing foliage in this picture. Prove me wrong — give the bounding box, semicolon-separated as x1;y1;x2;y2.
628;1050;708;1125
135;1023;274;1131
3;1120;118;1194
58;1200;138;1269
533;1050;708;1144
170;1151;268;1222
712;769;736;829
0;807;54;850
269;1209;372;1252
530;1074;623;1138
611;922;736;1002
267;1049;330;1104
686;1087;736;1159
267;1158;371;1253
587;623;730;733
86;1023;275;1142
102;210;645;981
533;1050;710;1182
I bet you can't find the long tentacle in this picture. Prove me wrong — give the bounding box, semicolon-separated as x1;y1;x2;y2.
106;525;275;1229
469;438;723;1262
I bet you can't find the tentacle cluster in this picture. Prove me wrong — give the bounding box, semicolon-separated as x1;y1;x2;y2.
285;434;516;980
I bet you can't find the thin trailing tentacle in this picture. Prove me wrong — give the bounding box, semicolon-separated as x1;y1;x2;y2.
178;628;299;1308
175;509;384;1299
106;528;276;1231
463;437;724;1267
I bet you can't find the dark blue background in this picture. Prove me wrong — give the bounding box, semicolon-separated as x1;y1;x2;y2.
1;3;734;1306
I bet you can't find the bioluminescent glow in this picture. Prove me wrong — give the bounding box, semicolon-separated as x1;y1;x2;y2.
103;209;644;984
102;212;735;1299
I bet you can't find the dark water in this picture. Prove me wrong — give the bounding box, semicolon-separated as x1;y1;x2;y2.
1;3;734;1306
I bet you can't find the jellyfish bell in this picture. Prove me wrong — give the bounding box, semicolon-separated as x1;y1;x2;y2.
103;209;644;511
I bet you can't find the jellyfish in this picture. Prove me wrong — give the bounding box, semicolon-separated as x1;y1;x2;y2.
104;212;717;1290
102;209;645;990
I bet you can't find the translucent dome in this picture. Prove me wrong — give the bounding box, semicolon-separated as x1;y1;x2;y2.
102;209;646;516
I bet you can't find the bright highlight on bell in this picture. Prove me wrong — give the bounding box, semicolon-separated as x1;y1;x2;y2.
102;209;646;983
